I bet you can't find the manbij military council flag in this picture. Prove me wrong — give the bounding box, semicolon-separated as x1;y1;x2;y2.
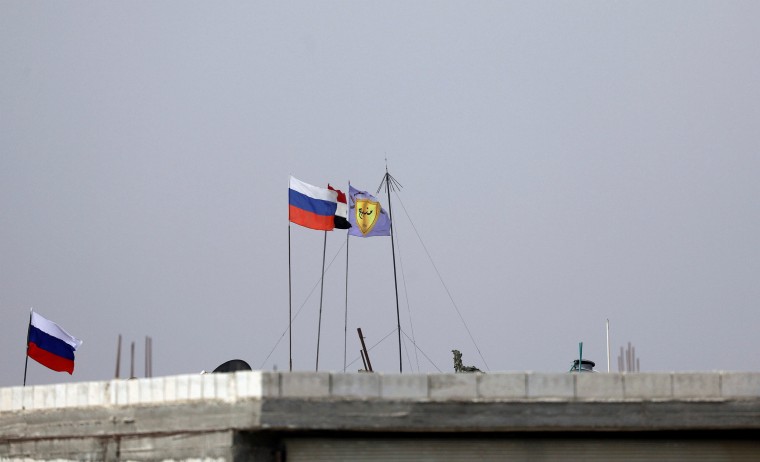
348;184;391;237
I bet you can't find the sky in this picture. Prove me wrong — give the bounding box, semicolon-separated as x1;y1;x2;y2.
1;2;759;387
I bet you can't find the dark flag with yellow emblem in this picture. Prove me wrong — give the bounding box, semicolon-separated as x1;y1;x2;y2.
347;184;391;237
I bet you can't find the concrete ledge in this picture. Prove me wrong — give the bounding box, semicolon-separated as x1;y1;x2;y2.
527;373;574;398
673;373;721;398
576;373;623;399
4;372;760;414
281;371;329;398
3;372;760;452
380;374;427;400
623;373;671;399
478;373;526;399
722;372;760;397
332;373;381;398
429;373;478;400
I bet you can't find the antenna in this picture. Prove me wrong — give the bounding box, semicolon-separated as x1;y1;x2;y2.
115;334;122;379
130;341;136;379
606;319;610;373
617;341;640;372
377;165;403;373
144;336;153;378
376;168;403;195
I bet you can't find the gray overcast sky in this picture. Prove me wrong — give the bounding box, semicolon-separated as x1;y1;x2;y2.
2;2;759;387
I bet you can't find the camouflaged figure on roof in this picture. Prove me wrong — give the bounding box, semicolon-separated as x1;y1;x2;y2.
452;349;483;373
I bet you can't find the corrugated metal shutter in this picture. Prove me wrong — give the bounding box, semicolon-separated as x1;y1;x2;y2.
284;436;760;461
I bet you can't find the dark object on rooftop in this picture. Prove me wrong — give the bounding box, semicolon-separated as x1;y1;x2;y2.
452;349;483;373
212;359;252;373
570;359;596;373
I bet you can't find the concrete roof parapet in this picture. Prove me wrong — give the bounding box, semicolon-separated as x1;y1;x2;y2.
721;371;760;398
331;372;381;398
672;372;721;399
1;387;23;412
22;386;34;410
576;373;624;400
380;373;428;400
477;372;527;399
526;372;575;399
201;373;217;400
163;376;178;402
280;371;330;398
6;371;760;414
260;371;281;398
31;385;47;409
53;383;66;408
623;372;673;399
429;373;478;400
86;380;108;407
234;370;264;399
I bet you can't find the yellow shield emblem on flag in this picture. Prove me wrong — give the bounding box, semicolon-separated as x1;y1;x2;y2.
355;199;381;235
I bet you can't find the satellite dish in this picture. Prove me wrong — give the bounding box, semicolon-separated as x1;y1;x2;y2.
212;359;252;373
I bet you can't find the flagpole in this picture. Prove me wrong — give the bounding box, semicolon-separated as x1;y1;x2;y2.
288;224;293;372
315;230;328;371
23;308;32;386
606;319;611;373
343;233;350;372
381;166;403;374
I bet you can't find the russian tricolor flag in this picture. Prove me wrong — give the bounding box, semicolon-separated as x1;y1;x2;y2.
289;176;338;231
27;312;83;375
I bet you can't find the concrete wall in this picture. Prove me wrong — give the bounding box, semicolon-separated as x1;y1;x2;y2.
4;371;760;411
2;371;760;461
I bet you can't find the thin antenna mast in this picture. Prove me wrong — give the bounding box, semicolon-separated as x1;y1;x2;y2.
606;319;610;373
115;334;122;379
149;336;153;378
144;336;153;378
130;341;135;379
377;164;403;373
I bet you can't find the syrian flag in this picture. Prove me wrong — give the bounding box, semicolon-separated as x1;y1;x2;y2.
329;184;351;229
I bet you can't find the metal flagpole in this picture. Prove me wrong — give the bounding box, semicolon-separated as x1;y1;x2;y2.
315;230;328;371
379;166;403;373
606;319;611;373
23;308;32;386
343;233;350;372
288;224;293;372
